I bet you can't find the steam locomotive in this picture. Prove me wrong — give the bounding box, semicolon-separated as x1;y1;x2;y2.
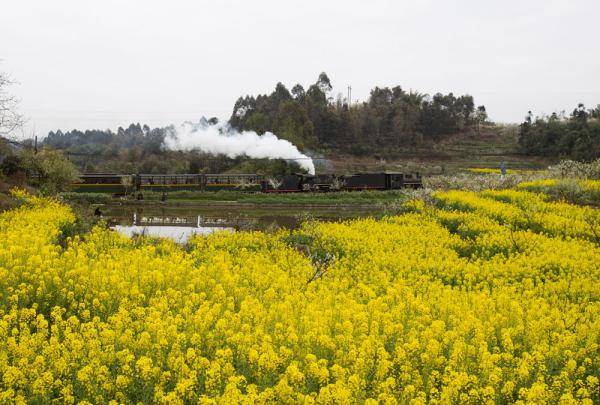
71;172;422;193
261;172;422;192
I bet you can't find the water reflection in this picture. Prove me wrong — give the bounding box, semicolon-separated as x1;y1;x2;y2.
104;205;384;242
112;224;232;243
110;211;236;243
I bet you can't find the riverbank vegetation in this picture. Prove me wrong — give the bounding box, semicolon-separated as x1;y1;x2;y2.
60;189;416;207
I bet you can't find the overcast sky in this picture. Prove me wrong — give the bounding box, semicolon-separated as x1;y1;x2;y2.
1;0;599;138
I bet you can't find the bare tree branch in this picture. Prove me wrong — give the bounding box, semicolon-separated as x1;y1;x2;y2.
0;68;25;138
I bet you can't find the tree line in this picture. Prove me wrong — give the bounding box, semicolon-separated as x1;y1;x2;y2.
41;122;304;175
518;104;600;160
230;72;487;154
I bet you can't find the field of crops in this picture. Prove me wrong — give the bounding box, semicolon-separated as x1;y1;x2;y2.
0;189;598;403
517;179;600;206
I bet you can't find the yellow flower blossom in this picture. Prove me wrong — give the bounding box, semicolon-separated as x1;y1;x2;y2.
0;191;597;402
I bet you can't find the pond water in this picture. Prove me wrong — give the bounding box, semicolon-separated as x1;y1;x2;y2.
112;224;234;243
101;204;386;242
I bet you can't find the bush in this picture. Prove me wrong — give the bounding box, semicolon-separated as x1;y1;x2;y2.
60;192;112;205
20;148;80;194
547;159;600;179
424;173;525;192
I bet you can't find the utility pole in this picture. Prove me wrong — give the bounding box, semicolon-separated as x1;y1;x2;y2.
347;85;352;106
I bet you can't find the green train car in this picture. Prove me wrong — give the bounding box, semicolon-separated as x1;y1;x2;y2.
72;173;262;194
71;174;128;193
137;174;262;192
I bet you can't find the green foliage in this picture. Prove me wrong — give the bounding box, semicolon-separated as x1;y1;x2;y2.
274;101;316;150
518;104;600;160
0;155;22;176
20;148;80;194
230;73;481;154
532;179;595;204
56;215;101;248
244;112;270;134
42;121;304;175
116;189;412;205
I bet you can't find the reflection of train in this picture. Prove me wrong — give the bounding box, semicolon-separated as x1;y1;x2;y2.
71;172;422;193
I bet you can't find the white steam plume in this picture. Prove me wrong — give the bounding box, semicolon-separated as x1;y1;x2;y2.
165;120;315;175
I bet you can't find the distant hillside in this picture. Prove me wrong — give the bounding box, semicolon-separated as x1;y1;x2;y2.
322;125;553;175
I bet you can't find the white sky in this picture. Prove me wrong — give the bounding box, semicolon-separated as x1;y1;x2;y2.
1;0;599;138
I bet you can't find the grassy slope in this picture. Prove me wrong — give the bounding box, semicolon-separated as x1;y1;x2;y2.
324;125;553;175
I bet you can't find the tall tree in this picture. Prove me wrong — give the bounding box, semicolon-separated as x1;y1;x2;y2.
274;101;316;150
291;84;305;101
475;105;487;135
316;72;332;95
245;112;270;134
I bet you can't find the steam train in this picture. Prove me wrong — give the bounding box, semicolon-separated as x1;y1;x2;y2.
71;172;422;193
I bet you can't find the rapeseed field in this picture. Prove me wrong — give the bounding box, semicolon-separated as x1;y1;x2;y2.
0;189;598;403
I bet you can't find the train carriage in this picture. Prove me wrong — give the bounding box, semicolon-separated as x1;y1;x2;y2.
342;173;388;190
138;174;203;192
137;174;262;192
70;171;422;194
205;174;262;191
72;174;128;193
